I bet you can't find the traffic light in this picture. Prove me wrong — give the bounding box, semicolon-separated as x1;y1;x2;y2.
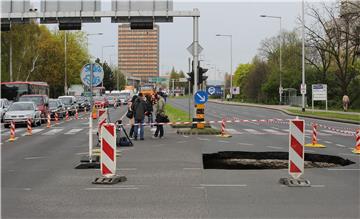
198;66;208;85
187;71;194;85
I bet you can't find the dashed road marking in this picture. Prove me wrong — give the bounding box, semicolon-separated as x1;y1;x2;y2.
263;129;287;135
24;156;46;160
237;142;254;146
42;129;63;136
218;140;230;143
21;129;44;136
176;140;188;144
197;137;210;141
336;144;346;148
266;146;283;150
324;141;332;144
243;129;265;135
64;128;83;135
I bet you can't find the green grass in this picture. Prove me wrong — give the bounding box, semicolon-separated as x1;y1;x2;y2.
287;109;360;122
165;103;191;122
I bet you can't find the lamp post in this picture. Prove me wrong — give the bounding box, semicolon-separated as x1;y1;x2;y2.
260;14;283;105
216;34;233;98
64;31;68;95
101;45;115;87
301;0;306;112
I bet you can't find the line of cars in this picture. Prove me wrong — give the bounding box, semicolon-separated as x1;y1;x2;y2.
1;95;91;128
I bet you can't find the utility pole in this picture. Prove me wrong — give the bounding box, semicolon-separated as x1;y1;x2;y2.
193;11;199;118
9;30;13;82
64;31;68;95
171;79;175;96
301;0;306;112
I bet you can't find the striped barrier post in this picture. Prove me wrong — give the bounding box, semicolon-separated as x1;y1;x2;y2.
47;113;51;128
55;113;59;125
75;109;79;120
97;109;107;140
114;102;117;109
280;118;310;187
216;118;231;138
26;118;32;136
9;121;15;142
66;111;69;121
305;123;325;148
92;123;126;184
352;129;360;154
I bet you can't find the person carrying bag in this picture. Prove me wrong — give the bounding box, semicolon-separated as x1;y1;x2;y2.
154;92;167;139
127;95;137;138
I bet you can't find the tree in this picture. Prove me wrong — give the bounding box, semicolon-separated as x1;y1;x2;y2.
233;63;253;98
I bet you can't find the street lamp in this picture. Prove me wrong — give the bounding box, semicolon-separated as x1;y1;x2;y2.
101;45;115;87
260;14;283;105
216;34;233;98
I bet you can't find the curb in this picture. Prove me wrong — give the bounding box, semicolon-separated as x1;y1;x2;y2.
208;100;359;125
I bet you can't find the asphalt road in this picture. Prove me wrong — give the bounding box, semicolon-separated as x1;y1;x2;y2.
1;99;359;218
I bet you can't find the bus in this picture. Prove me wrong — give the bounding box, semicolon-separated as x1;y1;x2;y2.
139;84;155;97
1;81;49;101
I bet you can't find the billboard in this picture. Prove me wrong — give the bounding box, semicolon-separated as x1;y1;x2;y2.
206;85;223;97
111;0;173;23
312;84;327;101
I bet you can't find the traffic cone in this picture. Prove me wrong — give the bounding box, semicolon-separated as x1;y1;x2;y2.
92;106;97;119
217;119;231;138
352;129;360;154
47;114;51;128
66;110;69;121
55;112;59;125
26;118;32;136
9;121;15;142
75;109;79;120
305;123;325;148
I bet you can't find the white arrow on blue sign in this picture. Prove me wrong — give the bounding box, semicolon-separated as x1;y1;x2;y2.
194;91;208;104
80;63;104;87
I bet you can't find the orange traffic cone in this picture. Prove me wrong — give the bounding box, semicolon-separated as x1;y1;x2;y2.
352;129;360;154
92;106;97;119
55;112;59;125
217;119;231;138
75;109;79;120
47;114;51;128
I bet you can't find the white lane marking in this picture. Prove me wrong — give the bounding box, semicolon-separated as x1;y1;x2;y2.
182;135;189;138
24;156;46;160
197;137;210;141
237;142;254;146
218;140;230;143
42;129;63;135
305;149;315;153
336;144;346;148
348;147;354;150
311;185;325;188
64;128;83;135
263;129;287;135
199;184;247;187
176;140;188;144
328;169;360;171
183;168;202;170
21;129;44;136
76;152;88;155
243;129;265;135
224;128;243;134
324;141;332;144
266;146;283;150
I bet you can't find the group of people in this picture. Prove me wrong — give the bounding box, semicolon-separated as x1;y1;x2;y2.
127;92;166;140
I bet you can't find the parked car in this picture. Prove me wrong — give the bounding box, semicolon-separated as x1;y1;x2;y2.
0;98;10;122
58;96;77;116
117;92;131;105
107;96;118;107
75;96;90;111
3;101;42;128
93;96;109;108
18;95;49;123
49;99;66;118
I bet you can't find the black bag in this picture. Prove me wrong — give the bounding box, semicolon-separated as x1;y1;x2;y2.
156;113;170;123
126;110;134;119
117;137;133;147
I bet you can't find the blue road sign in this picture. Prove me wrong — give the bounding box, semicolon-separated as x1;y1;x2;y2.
80;63;104;87
206;85;223;96
194;91;208;104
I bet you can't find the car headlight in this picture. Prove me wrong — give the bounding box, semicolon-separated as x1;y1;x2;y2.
67;107;71;110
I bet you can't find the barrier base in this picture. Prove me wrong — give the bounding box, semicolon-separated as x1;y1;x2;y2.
75;161;100;169
92;175;127;184
80;155;100;163
216;134;232;138
279;177;311;187
304;143;326;148
352;148;360;154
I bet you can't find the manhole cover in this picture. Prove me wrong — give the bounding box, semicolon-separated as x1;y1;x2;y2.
203;151;355;169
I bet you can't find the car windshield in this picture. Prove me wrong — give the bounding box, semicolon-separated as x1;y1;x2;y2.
9;103;34;111
119;93;129;98
19;96;43;106
59;97;72;105
49;100;58;108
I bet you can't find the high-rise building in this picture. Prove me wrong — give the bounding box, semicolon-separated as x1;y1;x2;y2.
118;24;159;83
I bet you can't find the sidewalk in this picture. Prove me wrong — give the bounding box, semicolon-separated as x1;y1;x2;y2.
209;99;359;124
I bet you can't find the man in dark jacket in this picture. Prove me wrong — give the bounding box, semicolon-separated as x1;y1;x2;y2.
133;93;147;140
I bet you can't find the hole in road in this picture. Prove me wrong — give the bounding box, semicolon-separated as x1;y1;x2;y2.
203;151;355;170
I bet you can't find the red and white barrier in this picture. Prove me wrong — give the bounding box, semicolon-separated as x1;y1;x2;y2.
100;123;117;176
98;109;107;138
75;109;79;120
220;119;225;135
66;111;69;121
47;114;51;128
353;129;360;154
27;118;32;136
9;121;15;142
55;113;59;125
289;118;305;179
305;123;325;148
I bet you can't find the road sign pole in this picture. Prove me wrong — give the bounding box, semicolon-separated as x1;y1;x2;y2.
193;13;199;118
89;63;93;163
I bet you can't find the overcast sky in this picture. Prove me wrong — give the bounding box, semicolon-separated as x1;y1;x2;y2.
80;0;335;81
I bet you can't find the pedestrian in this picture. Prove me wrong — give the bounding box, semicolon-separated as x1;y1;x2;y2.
128;95;137;139
342;94;350;112
145;95;154;127
133;93;147;140
154;92;166;139
226;93;231;101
